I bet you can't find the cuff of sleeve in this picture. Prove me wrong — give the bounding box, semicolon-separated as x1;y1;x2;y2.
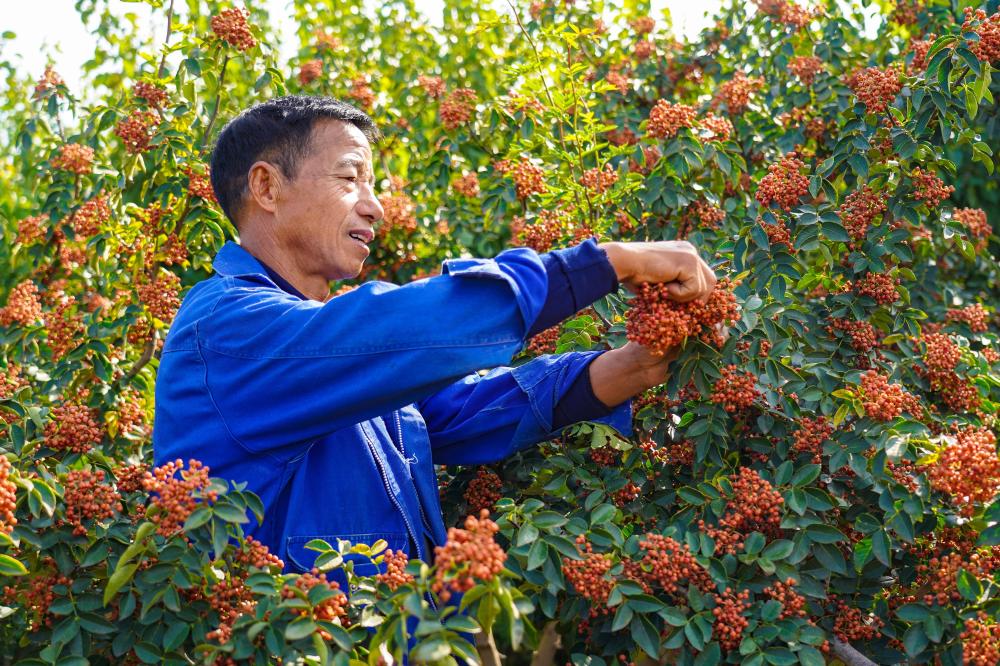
550;237;619;311
442;247;548;337
510;351;632;449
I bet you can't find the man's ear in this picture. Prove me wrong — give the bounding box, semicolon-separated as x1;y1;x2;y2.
246;161;284;214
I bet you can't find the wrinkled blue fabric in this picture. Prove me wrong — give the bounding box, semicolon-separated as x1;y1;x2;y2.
152;240;631;595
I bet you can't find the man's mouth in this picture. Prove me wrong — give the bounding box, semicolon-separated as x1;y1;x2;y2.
348;229;374;244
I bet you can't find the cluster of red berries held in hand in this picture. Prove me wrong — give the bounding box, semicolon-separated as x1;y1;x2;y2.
625;277;738;355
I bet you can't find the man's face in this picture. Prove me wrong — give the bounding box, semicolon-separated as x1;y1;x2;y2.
272;119;384;282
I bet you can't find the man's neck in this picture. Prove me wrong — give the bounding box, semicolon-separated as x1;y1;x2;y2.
238;228;331;302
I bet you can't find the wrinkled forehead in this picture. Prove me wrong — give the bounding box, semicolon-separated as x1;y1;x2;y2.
310;119;373;163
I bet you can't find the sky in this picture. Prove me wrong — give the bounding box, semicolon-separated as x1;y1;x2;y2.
1;0;724;91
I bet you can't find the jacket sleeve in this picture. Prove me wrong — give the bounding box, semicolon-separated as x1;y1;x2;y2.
197;248;547;455
417;351;633;466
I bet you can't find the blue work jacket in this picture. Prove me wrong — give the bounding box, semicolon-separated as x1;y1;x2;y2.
152;241;631;586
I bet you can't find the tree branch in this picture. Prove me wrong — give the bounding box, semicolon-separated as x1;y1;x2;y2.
475;630;502;666
157;0;175;79
529;621;559;666
121;335;156;385
830;638;877;666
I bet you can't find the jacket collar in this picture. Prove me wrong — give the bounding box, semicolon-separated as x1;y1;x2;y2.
212;240;271;278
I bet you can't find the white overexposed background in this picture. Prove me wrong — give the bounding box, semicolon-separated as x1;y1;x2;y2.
1;0;725;92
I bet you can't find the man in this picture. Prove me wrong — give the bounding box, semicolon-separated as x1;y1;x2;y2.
152;96;716;588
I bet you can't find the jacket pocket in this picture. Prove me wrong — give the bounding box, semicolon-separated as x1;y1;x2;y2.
285;532;408;579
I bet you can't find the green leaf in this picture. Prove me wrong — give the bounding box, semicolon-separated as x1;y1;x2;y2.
957;569;983;602
590;504;615;526
103;563;138;606
0;554;28;576
896;603;930;622
631;614;661;659
117;521;156;569
213;502;250;524
761;539;794;561
903;624;928;657
285;617;319;642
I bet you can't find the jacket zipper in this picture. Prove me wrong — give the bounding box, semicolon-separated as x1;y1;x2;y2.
361;423;421;562
392;411;438;611
395;411;434;540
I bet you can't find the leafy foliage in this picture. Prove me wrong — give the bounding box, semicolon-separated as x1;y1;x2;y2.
1;0;999;664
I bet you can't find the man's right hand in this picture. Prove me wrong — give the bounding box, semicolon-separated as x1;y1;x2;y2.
598;240;717;303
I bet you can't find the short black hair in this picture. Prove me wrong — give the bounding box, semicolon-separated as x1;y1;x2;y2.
209;95;382;226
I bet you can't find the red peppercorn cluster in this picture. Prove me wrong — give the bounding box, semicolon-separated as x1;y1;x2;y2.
636;533;714;597
431;509;506;602
858;370;920;421
753;0;813;28
439;88;477;131
0;364;27;401
0;280;43;327
761;219;794;252
915;551;985;606
464;467;502;514
376;549;414;590
281;568;349;637
44;402;103;453
17;215;46;245
184;166;217;202
832;600;883;642
984;347;1000;365
788;56;824;84
612;481;642;507
580;164;618;193
927;427;999;516
51;143;95;175
2;563;72;631
526;325;560;355
756;153;809;210
710;365;761;413
510;159;548;199
453;172;480;198
854;272;900;305
764;578;807;618
792;416;833;463
633;39;654;61
33;65;65;99
604;70;630;95
235;535;284;570
947;304;989;333
115;111;159;154
46;297;83;361
713;71;764;115
61;469;120;536
416;74;446;98
646;100;698;139
115;388;148;436
847;66;901;114
297;59;322;85
0;455;16;536
918;333;981;413
562;536;614;607
113;464;148;493
952;208;991;251
69;195;110;238
138;269;181;322
839;186;887;247
911;167;954;208
680;200;725;236
962;8;1000;63
961;612;1000;666
625;278;738;354
347;76;375;110
827;317;879;353
701;468;784;554
698;112;734;142
907;34;936;72
589;445;620;467
206;575;256;643
133;81;167;107
713;589;751;651
142;459;217;538
313;29;341;51
886;458;920;493
211;8;257;52
631;16;655;34
377;191;417;234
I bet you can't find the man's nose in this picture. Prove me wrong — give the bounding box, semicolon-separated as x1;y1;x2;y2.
357;183;384;223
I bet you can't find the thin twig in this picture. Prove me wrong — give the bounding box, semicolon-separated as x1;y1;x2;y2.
157;0;176;79
121;336;156;384
201;53;230;150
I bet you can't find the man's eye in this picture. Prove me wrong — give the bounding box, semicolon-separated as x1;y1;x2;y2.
341;176;358;182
